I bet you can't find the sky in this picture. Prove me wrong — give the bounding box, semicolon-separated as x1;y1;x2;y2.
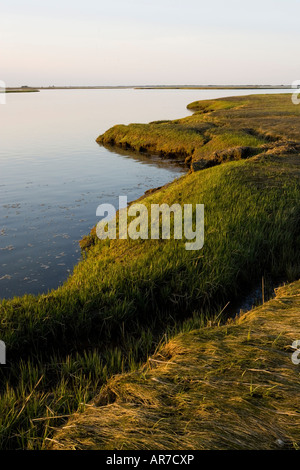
1;0;299;86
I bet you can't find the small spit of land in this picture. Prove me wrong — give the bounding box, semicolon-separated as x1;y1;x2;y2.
5;87;40;93
0;94;299;450
97;93;300;171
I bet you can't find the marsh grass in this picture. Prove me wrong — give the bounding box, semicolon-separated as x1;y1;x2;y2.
0;94;300;449
50;281;300;450
97;94;300;166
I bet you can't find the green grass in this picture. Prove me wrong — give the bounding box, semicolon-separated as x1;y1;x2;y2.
0;94;300;449
50;281;300;450
97;94;300;167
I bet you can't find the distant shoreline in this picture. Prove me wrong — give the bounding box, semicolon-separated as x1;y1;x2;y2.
4;85;296;93
5;87;40;93
134;85;295;90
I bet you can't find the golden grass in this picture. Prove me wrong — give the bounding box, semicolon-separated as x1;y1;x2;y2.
1;93;300;449
50;281;300;450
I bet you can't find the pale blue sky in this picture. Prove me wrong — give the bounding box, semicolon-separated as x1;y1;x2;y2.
1;0;299;86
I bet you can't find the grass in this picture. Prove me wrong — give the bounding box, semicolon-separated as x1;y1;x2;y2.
0;94;300;449
50;280;300;450
97;94;300;168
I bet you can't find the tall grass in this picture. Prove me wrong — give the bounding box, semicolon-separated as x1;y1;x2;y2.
0;94;300;449
97;94;300;166
0;155;299;448
51;281;300;450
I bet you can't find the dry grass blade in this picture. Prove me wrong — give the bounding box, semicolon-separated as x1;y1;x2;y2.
50;281;300;451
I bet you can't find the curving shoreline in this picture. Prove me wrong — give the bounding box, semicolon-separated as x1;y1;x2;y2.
0;93;300;449
97;94;300;171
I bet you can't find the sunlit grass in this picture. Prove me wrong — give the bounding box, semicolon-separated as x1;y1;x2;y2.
51;281;300;450
0;94;300;449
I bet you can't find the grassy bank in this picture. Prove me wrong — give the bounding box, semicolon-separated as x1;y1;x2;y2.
97;94;300;170
0;94;299;449
51;280;300;450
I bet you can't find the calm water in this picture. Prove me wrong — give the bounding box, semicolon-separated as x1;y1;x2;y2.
0;88;294;298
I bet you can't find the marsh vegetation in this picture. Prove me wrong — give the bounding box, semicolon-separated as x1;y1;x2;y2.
0;94;299;449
